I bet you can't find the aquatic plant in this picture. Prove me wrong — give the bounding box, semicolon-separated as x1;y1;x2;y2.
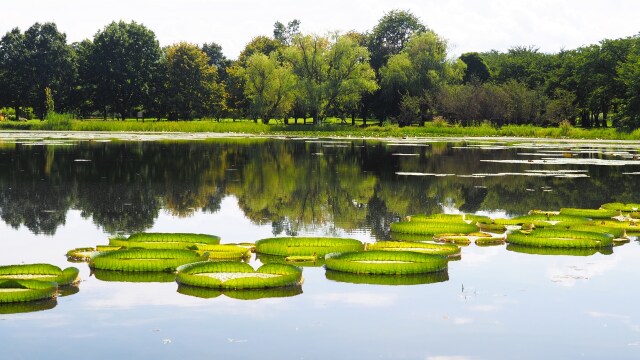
408;214;491;223
90;249;205;272
559;208;618;219
255;237;363;257
506;244;612;256
0;264;80;285
507;229;613;248
92;269;177;283
176;261;302;290
390;221;479;235
325;250;448;275
0;279;58;303
256;253;325;267
0;298;57;314
110;232;220;250
177;284;303;300
600;203;640;212
66;247;97;262
325;269;449;286
193;244;251;260
367;241;460;258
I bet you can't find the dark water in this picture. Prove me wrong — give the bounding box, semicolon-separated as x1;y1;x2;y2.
0;137;639;359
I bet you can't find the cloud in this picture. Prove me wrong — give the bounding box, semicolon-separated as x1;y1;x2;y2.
1;0;639;58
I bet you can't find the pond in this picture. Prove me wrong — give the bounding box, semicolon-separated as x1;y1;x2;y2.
0;134;639;359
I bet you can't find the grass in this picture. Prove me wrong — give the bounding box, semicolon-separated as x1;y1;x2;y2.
2;117;640;140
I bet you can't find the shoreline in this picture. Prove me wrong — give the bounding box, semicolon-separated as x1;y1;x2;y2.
2;130;640;144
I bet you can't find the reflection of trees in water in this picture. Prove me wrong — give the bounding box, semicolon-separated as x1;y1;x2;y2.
0;140;638;236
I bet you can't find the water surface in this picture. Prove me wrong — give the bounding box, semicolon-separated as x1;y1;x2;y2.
0;137;639;359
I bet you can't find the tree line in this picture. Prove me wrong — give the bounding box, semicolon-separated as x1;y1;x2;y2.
1;10;639;128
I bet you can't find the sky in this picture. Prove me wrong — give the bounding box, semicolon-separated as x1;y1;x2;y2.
1;0;639;59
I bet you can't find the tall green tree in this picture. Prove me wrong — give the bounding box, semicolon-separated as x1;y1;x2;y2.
460;52;490;84
165;42;225;120
88;21;162;119
273;19;301;46
367;9;427;72
0;28;28;118
285;33;378;125
241;53;296;123
380;31;465;124
23;22;74;119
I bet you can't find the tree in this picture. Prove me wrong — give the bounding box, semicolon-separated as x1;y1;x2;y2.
618;45;640;129
201;42;231;79
273;19;301;45
460;52;490;84
380;31;465;123
241;53;296;123
367;10;427;72
285;33;378;125
88;21;162;120
0;28;28;118
22;22;74;119
165;42;225;120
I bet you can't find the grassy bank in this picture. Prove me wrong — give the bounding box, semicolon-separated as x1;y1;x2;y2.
1;118;639;140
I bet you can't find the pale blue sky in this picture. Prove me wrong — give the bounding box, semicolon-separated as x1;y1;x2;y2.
2;0;638;58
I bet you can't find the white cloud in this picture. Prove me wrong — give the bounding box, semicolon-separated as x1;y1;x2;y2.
1;0;638;58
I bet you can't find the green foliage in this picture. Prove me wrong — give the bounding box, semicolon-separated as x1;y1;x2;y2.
38;112;72;130
89;21;162;119
66;247;97;262
285;34;378;125
325;250;448;275
367;9;427;71
127;232;221;244
165;42;226;120
241;53;296;122
255;237;364;257
44;87;54;117
460;52;490;83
